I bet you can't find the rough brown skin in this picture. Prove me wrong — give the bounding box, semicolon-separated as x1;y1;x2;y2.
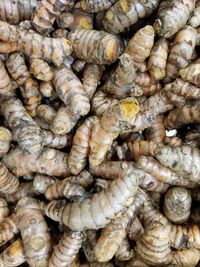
68;29;124;65
102;0;160;34
37;104;57;125
128;216;144;241
49;231;84;267
148;38;169;80
95;179;109;192
163;187;192;223
163;78;200;100
30;59;53;82
73;59;86;73
134;72;160;97
170;224;200;250
83;64;105;100
6;53;41;117
91;90;118;116
164;100;200;129
126;140;158;161
94;190;145;262
165;26;196;80
171;249;200;267
42;130;72;149
68;116;98;174
0;96;44;154
106;141;123;161
1;4;200;265
189;0;200;27
0;127;12;157
127;111;158;133
53;66;90;116
33;174;58;194
57;10;93;31
164;136;183;147
102;26;155;98
125;26;155;65
52;27;68;39
34;117;50;131
115;237;133;261
134;193;200;266
48;172;139;231
136;221;172;266
89;161;136;180
155;145;200;183
2;147;70;177
89;98;140;166
44;200;67;222
0;0;36;24
142;196;166;234
0;213;19;246
154;0;196;38
77;0;117;13
0;239;26;267
102;53;141;99
51;105;80;135
0;162;19;194
137;156;196;187
0;21;72;66
0;198;9;223
129;91;174;132
16;197;52;267
53;29;72;42
18;20;33;30
141;91;173;113
180;60;200;87
133;192;172;266
45;176;86;200
32;0;75;33
67;170;94;189
145;115;166;144
0;59;14;97
39;81;55;98
89;160;168;192
1;182;38;204
140;175;169;193
0;41;19;54
184;129;200;148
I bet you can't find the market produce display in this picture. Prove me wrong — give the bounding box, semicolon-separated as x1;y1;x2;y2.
0;0;199;266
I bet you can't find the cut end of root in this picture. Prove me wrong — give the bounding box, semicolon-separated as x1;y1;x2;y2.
81;19;93;30
106;39;118;62
105;37;124;64
120;0;131;13
9;240;24;256
105;10;114;22
120;98;140;122
0;127;12;141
